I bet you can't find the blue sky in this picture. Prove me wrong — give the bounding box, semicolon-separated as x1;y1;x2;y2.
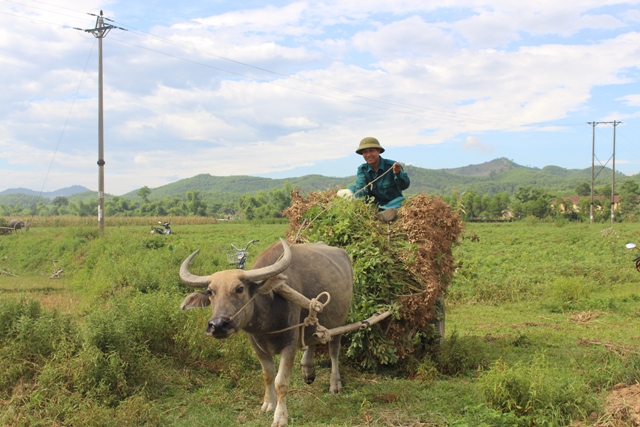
1;0;640;195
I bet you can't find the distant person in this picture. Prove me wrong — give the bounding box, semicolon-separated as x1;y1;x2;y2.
346;137;410;220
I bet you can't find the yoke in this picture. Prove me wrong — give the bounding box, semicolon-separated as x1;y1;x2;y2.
267;281;391;345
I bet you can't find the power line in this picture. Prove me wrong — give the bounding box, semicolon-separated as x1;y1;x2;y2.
3;0;89;21
109;22;565;129
3;0;569;130
6;0;635;183
28;40;97;225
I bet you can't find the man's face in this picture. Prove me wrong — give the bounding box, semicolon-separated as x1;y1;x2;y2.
361;148;381;167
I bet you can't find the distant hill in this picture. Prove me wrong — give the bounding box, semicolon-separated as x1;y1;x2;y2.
121;158;531;201
0;185;90;198
0;185;93;207
401;158;624;196
2;158;637;208
120;174;353;201
440;158;523;176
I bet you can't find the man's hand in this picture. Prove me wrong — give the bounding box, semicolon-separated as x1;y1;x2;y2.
392;162;402;174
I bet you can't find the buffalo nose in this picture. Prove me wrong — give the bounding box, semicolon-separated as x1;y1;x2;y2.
206;317;231;335
206;320;216;333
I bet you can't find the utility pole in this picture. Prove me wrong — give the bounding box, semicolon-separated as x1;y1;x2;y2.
587;121;621;224
611;120;621;223
588;122;597;224
75;11;125;232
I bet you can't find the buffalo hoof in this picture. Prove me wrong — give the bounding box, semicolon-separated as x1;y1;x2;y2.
301;362;315;384
261;401;276;412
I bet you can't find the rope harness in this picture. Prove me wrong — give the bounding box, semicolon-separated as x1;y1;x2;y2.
228;252;287;324
265;291;331;348
228;286;333;349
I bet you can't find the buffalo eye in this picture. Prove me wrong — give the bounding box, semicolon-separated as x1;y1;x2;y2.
235;285;245;294
206;289;215;297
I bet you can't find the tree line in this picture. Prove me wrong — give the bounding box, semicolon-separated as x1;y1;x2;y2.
2;180;640;223
0;184;294;221
443;179;640;222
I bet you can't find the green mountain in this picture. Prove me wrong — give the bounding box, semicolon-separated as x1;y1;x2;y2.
402;158;627;196
0;185;90;198
0;186;92;207
122;157;625;201
440;157;521;176
1;158;635;208
121;174;353;201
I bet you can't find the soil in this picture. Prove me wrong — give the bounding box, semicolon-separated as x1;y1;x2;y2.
583;382;640;426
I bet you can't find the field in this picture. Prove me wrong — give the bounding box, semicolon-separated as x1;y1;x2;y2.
0;218;639;426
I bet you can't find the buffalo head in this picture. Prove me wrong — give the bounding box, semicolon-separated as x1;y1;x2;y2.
179;238;292;338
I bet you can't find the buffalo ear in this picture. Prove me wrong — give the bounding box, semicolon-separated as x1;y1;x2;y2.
180;290;212;310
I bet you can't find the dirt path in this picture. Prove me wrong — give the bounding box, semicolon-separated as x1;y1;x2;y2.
0;275;78;315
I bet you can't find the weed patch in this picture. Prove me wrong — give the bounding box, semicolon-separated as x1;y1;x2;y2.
433;331;491;376
478;353;599;425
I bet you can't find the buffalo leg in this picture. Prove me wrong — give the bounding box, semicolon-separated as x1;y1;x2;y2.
272;344;296;427
250;337;277;412
328;335;342;394
300;345;316;384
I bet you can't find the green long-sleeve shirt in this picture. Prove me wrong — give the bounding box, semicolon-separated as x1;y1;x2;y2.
353;156;410;207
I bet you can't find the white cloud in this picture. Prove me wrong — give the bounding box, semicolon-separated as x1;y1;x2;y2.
282;116;319;128
625;9;640;23
463;136;494;154
2;0;640;194
191;3;308;32
351;16;454;58
619;94;640;106
444;2;630;46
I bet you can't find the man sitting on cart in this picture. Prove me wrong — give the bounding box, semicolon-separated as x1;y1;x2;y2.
345;137;410;222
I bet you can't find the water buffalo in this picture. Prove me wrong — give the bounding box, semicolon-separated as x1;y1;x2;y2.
8;219;25;231
180;238;353;427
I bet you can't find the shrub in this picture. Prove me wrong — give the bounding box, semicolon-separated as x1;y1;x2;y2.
477;353;598;425
0;298;77;398
541;277;620;313
433;331;490;376
580;345;640;390
0;297;42;339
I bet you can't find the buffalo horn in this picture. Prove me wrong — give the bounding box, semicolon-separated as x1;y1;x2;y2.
179;250;211;288
243;238;292;282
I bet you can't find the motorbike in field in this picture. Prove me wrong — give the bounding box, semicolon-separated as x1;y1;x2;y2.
151;221;172;235
227;239;259;269
625;243;640;272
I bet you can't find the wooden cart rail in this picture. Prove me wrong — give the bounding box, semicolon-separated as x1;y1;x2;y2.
0;226;18;235
266;281;391;346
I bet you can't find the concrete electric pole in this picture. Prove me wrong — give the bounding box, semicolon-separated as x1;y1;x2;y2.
588;121;597;224
587;121;622;224
75;11;125;232
611;120;621;223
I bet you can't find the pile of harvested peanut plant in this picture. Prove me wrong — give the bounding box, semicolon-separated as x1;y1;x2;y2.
284;190;463;369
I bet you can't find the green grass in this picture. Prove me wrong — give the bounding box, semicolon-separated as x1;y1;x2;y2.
0;220;639;426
